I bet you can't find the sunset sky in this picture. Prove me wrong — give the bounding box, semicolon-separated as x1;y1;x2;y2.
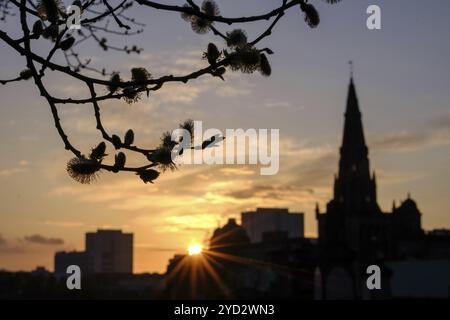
1;0;450;273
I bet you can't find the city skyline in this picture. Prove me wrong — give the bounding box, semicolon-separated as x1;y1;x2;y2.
1;0;450;274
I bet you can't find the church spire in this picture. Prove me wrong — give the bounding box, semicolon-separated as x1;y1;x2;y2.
334;74;378;215
341;76;366;150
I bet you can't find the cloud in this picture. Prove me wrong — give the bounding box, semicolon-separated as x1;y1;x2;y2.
23;234;64;246
370;111;450;153
0;235;26;254
373;169;423;185
264;101;297;109
155;83;202;104
121;49;205;77
216;85;251;98
0;246;26;254
0;160;28;177
225;184;276;200
0;168;24;177
219;167;255;176
371;130;450;153
288;150;336;188
174;56;205;70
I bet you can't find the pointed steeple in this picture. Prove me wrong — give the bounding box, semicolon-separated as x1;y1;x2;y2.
341;77;367;155
339;76;369;182
346;77;360;115
334;75;379;215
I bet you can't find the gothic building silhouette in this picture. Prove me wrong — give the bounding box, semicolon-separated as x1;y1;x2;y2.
315;76;424;298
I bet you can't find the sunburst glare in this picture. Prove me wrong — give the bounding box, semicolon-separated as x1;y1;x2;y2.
188;243;203;256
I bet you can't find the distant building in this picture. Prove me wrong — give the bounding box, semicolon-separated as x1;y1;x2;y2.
86;230;133;274
54;251;93;276
31;266;51;276
242;208;304;243
54;229;133;275
210;218;250;249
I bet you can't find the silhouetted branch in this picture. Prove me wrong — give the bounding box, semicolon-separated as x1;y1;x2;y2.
0;0;342;184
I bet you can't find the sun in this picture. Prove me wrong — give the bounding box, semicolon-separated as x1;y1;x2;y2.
188;243;203;256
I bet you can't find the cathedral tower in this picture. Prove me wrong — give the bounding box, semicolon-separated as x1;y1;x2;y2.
334;77;379;216
317;76;383;253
